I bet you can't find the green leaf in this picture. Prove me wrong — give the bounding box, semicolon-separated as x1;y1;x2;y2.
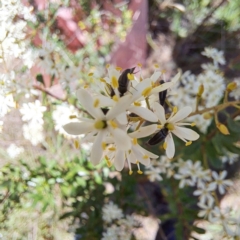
36;74;44;86
227;118;240;133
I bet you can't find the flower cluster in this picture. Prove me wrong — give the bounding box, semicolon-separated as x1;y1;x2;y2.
63;66;199;172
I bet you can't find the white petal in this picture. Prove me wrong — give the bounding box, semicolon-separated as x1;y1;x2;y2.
128;150;137;163
129;124;158;138
110;128;131;150
114;149;125;171
90;131;105;165
76;89;103;119
151;82;173;94
170;106;192;123
134;143;159;159
63;122;94;135
106;94;132;120
116;112;128;125
172;126;199;141
132;78;152;100
150;71;161;82
171;70;182;83
132;146;150;166
165;133;175;159
153;102;166;123
94;94;115;107
128;106;158;122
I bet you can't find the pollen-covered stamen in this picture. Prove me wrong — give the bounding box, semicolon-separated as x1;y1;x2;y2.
112;95;119;102
134;101;141;106
185;141;192;146
106;64;110;68
157;124;163;129
111;76;119;88
69;115;77;119
74;140;79;149
143;155;149;159
105;155;112;167
163;142;167;150
102;142;107;150
93;99;100;108
127;73;135;80
100;78;106;83
88;72;93;76
108;146;116;151
154;64;160;69
108;120;118;129
142;86;152;97
191;122;196;127
115;66;122;71
137;63;142;68
165;123;174;131
173;106;178;114
132;138;138;145
94;120;107;129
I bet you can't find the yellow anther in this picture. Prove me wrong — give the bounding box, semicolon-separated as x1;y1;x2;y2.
108;147;116;151
191;122;196;127
166;123;174;130
112;95;119;102
100;78;106;83
137;170;143;174
83;84;89;89
185;141;192;146
129;170;133;175
93;99;100;108
94;120;107;129
106;64;110;68
157;124;163;129
137;63;142;68
161;69;166;74
227;82;237;91
134;101;141;106
127;73;135;80
78;21;86;29
217;123;230;135
74;140;79;149
140;77;143;82
115;66;122;71
132;138;138;145
163;142;167;150
102;142;107;150
69;115;77;119
142;86;152;97
136;160;139;164
173;106;178;113
154;64;160;68
88;72;94;76
109;120;118;129
143;155;149;159
111;76;119;89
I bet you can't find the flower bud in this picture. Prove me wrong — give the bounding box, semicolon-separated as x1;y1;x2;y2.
203;112;212;119
227;82;237;92
217;123;230;135
197;84;204;97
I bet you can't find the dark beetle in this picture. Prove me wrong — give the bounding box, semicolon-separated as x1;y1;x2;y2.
159;80;167;106
118;67;135;97
148;127;169;145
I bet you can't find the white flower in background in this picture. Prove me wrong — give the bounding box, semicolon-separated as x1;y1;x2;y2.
52;103;78;137
22;122;44;146
221;152;239;165
101;225;120;240
20;100;46;125
201;47;226;67
63;89;133;165
229;79;240;100
193;182;216;204
0;93;16;117
102;202;123;223
152;102;199;159
197;198;215;220
209;171;233;195
7;144;24;159
145;166;163;182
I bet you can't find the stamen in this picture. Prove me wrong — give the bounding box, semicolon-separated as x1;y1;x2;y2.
129;170;133;175
93;99;100;108
115;66;122;71
157;124;163;129
154;64;159;68
83;84;89;89
112;95;119;102
134;101;141;106
137;162;142;174
166;123;174;130
88;72;93;76
108;147;116;151
191;122;196;127
127;73;134;80
111;76;118;88
106;64;110;68
69;115;77;119
108;120;118;129
137;63;142;68
74;140;79;149
100;78;106;83
185;141;192;146
137;170;143;174
173;106;178;113
143;155;149;159
163;142;167;150
101;142;107;150
132;138;138;145
142;86;152;97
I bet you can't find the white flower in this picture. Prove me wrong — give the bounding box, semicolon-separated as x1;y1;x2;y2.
209;171;233;195
22;122;44;146
201;47;226;66
63;89;133;165
197;199;215;220
105;124;159;172
7;144;24;159
152;103;199;158
145;166;163;182
193;182;216;204
102;202;123;223
20;100;46;125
